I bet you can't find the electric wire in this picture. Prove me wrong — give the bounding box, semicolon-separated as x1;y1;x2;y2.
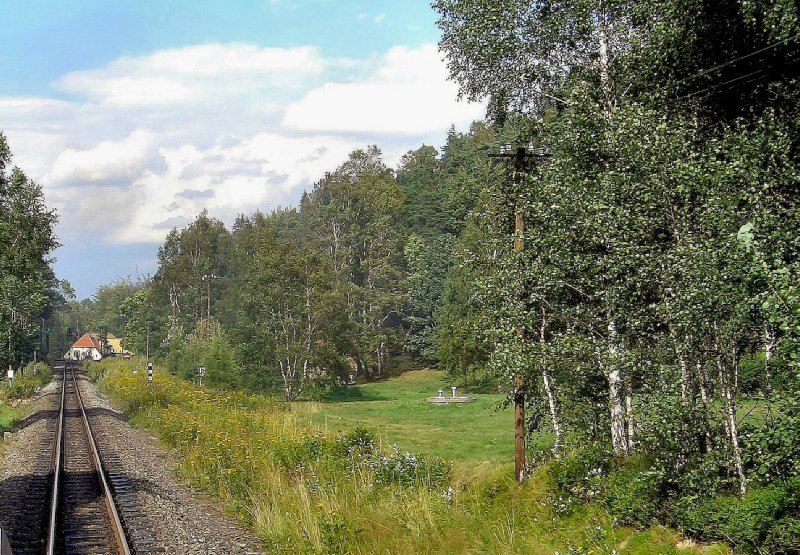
666;31;800;91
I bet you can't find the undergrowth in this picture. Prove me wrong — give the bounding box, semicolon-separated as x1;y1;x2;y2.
96;359;729;554
0;361;52;400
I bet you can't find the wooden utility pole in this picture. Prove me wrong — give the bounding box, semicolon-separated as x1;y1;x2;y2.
512;146;527;483
494;143;550;483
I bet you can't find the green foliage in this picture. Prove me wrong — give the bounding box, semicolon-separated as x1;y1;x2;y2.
673;478;800;554
1;362;52;399
0;403;19;433
370;446;451;489
44;4;800;553
332;426;376;459
549;443;613;501
167;320;242;389
0;133;60;371
100;366;722;554
741;395;800;485
601;462;663;527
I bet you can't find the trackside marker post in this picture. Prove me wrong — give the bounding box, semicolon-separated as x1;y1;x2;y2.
147;362;153;385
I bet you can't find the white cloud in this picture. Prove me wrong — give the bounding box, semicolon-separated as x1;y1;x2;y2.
106;132;361;244
2;42;484;250
57;43;327;107
282;44;483;134
374;14;386;24
48;130;156;184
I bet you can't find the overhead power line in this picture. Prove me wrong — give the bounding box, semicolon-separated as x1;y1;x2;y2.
668;31;800;91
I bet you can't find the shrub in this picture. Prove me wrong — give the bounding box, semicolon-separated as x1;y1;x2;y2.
370;445;451;490
764;516;800;554
742;395;800;485
271;435;328;471
333;426;376;460
2;362;52;399
673;478;800;554
548;442;612;500
601;461;663;527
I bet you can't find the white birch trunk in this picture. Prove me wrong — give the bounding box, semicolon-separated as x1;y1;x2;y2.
668;323;692;402
625;379;635;450
764;325;777;393
539;308;563;452
697;360;713;451
714;345;747;496
596;2;615;112
607;319;628;456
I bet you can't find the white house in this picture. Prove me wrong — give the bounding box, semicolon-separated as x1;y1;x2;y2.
64;333;103;361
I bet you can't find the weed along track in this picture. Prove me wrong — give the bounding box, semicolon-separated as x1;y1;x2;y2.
46;361;161;555
0;366;61;555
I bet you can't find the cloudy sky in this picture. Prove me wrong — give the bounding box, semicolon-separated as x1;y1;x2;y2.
1;0;484;299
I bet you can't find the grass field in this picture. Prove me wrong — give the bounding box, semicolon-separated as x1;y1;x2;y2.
298;370;527;465
93;360;731;554
0;403;17;434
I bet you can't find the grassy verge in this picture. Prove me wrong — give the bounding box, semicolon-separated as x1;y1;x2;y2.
0;403;18;434
0;362;53;449
96;359;729;554
0;362;53;401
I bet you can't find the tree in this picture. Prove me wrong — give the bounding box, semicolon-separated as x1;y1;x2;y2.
435;1;800;487
302;147;407;379
234;216;349;399
0;133;59;371
152;210;231;350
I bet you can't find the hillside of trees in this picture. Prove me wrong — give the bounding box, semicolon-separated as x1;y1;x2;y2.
54;1;800;550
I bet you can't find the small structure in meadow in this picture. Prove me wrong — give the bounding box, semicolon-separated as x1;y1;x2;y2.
426;386;474;404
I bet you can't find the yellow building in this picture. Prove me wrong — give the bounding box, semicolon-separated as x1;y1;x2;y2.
106;333;130;356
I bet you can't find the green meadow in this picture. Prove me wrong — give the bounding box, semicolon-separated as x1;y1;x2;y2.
300;370;520;465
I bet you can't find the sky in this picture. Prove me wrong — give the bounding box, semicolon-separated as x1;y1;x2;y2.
0;0;485;299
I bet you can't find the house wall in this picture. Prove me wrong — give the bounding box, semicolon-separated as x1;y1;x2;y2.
65;347;102;361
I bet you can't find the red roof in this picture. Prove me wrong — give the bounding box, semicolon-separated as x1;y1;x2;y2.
72;333;102;350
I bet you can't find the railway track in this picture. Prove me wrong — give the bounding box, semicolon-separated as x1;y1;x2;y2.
4;360;161;554
48;363;130;555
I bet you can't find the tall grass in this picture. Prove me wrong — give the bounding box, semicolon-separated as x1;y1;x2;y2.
1;361;52;400
96;360;729;554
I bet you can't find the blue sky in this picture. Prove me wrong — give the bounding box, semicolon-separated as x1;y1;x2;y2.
0;1;483;299
0;1;440;95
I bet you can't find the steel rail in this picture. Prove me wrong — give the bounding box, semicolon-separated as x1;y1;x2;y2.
71;368;132;555
44;364;66;555
45;363;132;555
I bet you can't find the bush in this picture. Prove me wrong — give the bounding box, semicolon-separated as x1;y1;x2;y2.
548;443;612;500
370;445;451;490
742;395;800;485
764;516;800;554
271;435;328;471
333;426;376;460
673;477;800;554
601;460;663;527
2;362;52;399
